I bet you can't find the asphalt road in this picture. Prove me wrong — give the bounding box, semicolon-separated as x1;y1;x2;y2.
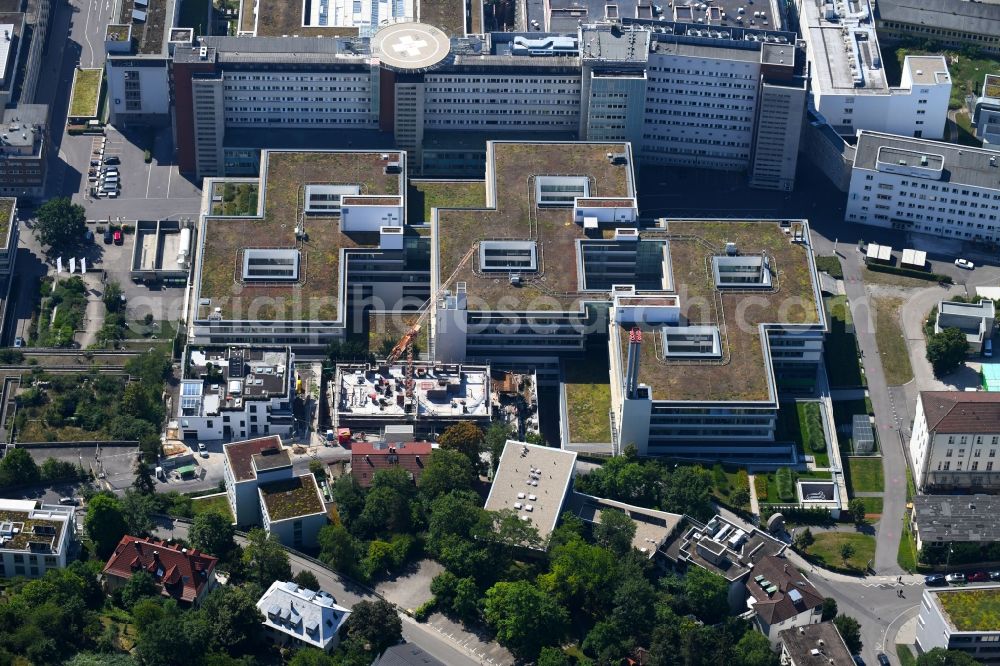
155;517;484;666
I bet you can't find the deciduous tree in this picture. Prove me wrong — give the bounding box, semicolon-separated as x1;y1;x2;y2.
594;508;637;556
190;511;235;558
36;197;86;252
484;580;568;659
833;615;863;654
418;448;475;499
927;327;968;376
85;494;128;559
241;528;291;587
437;421;485;469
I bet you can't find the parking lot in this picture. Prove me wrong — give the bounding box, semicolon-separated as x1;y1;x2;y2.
64;125;203;223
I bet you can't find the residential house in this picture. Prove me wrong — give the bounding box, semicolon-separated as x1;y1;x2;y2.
102;536;218;607
256;580;350;652
746;555;825;644
910;494;1000;551
350;441;432;489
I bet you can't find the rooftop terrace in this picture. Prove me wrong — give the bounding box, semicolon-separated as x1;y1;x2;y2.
619;220;822;402
181;346;290;416
196;150;403;322
259;474;325;522
433;142;634;312
0;504;69;552
118;0;170;54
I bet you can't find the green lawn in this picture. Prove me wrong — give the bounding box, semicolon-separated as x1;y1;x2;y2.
937;588;1000;631
191;494;233;521
803;531;876;573
563;353;612;443
897;645;917;666
846;457;884;493
777;402;830;466
855;496;883;517
814;255;843;279
872;296;914;386
898;516;919;573
824;296;866;388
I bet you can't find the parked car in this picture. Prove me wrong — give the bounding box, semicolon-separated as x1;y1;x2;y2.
955;258;975;269
985;339;994;358
924;574;947;586
989;571;1000;581
58;497;77;506
198;442;208;458
13;336;24;348
946;572;967;584
83;230;94;243
105;155;120;165
103;229;113;244
876;655;890;666
113;230;123;245
968;571;990;582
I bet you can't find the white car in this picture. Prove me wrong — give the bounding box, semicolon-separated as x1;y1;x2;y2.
198;442;208;458
955;258;975;269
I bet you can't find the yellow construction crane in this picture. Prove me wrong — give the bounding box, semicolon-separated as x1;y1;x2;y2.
386;243;478;399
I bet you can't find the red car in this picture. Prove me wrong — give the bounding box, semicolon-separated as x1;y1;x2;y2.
968;571;990;582
113;230;123;245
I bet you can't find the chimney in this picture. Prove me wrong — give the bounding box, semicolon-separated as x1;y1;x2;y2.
625;327;642;400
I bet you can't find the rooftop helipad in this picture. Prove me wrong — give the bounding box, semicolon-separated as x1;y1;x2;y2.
371;22;450;71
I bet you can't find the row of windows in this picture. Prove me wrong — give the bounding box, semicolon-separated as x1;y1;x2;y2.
937;460;995;471
427;77;578;84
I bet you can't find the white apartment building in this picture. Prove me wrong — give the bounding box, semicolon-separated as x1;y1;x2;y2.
223;435;295;526
222;435;327;547
177;346;295;441
909;391;1000;493
916;587;1000;664
797;0;950;140
0;499;75;579
846;130;1000;241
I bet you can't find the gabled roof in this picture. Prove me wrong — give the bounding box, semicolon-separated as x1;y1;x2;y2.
103;536;217;604
747;555;824;625
350;441;432;488
920;391;1000;434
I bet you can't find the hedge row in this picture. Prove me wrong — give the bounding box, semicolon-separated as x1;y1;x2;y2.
866;261;953;284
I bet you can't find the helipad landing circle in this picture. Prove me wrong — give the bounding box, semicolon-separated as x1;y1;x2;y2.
372;22;450;71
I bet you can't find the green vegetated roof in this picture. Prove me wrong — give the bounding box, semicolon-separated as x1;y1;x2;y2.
197;151;403;322
259;475;325;521
563;358;612;443
625;221;822;403
69;68;102;118
434;142;633;312
937;588;1000;631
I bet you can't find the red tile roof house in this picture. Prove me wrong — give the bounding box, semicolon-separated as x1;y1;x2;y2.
102;536;219;607
351;441;432;488
746;555;825;645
